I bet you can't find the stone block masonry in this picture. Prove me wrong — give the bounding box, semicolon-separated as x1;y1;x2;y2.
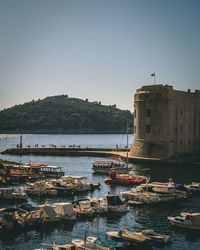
130;85;200;159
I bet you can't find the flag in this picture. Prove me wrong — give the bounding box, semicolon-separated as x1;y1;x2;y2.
151;73;155;76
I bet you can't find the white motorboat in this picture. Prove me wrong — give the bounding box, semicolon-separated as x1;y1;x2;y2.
121;182;187;204
92;160;130;174
99;193;128;213
73;197;108;218
168;212;200;230
184;182;200;195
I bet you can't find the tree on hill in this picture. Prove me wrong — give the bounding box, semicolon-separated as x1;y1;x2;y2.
0;95;133;134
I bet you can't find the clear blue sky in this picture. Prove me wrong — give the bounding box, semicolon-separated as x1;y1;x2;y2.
0;0;200;111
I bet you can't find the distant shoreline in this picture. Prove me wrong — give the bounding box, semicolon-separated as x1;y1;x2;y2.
0;130;133;135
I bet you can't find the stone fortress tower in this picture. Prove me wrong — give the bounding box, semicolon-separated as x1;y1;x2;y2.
130;84;200;159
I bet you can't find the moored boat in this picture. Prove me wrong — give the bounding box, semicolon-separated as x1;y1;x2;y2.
99;193;128;213
72;235;122;250
104;169;148;186
168;212;200;230
25;180;58;197
92;160;130;174
0;187;27;202
73;197;108;218
120;182;187;204
54;175;100;192
2;163;64;184
137;229;170;245
107;228;170;246
184;182;200;195
106;228;151;246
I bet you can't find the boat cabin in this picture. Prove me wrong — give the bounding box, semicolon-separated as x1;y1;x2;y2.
92;160;128;174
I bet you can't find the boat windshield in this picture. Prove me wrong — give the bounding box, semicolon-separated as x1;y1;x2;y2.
107;195;123;206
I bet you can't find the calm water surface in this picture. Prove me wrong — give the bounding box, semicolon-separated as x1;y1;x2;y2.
0;134;200;250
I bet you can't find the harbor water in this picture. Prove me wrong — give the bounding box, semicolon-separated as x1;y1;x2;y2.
0;134;200;250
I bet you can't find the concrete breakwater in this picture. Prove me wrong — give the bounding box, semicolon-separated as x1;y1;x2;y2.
2;147;126;158
1;147;163;164
1;147;199;165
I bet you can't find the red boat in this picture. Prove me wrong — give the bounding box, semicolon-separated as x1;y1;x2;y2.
104;169;148;185
2;163;64;184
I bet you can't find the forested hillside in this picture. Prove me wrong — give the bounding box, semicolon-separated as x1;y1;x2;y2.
0;95;133;134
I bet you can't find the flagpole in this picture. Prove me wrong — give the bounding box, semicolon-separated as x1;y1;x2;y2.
150;73;156;85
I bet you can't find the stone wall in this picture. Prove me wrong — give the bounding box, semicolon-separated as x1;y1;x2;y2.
130;85;200;159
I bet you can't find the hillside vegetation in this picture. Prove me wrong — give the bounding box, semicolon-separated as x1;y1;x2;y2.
0;95;133;134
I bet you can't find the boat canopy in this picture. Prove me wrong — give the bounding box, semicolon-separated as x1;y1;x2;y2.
61;175;86;180
92;160;113;163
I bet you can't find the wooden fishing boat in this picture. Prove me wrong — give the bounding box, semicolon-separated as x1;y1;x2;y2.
107;228;170;246
106;228;151;246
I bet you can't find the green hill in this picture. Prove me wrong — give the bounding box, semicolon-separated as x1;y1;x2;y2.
0;95;133;134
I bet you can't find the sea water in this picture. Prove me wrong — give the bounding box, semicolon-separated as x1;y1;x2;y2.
0;134;200;250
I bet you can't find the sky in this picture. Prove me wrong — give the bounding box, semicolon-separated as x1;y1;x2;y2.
0;0;200;112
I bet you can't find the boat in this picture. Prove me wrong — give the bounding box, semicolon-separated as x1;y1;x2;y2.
37;202;77;223
0;187;28;201
73;197;107;218
4;164;37;183
28;164;64;178
168;212;200;230
0;202;76;233
54;175;100;192
72;235;122;250
0;207;28;232
2;163;64;183
99;193;128;213
104;124;148;186
107;228;170;246
136;229;170;245
92;160;130;174
120;182;187;204
184;182;200;195
104;169;148;186
73;200;95;218
52;243;75;250
25;180;58;197
52;202;77;221
106;228;151;246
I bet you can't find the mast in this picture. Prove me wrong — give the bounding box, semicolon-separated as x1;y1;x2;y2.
126;121;129;170
20;135;23;148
